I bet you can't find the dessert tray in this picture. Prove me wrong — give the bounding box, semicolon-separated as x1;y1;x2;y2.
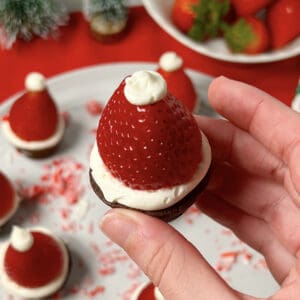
142;0;300;64
0;63;278;299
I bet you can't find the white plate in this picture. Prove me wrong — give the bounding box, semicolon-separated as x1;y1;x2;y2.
142;0;300;63
0;63;278;299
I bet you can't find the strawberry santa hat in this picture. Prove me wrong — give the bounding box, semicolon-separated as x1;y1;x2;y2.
8;72;59;141
0;226;69;298
0;171;20;227
156;51;198;113
90;70;211;221
131;282;165;300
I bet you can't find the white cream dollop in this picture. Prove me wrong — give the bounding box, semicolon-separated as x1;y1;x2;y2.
25;72;46;92
10;226;34;252
124;70;167;106
292;94;300;113
159;51;183;72
154;287;165;300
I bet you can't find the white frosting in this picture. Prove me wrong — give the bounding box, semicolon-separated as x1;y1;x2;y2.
90;132;211;211
25;72;46;92
291;94;300;113
0;227;69;299
0;188;20;227
1;115;65;151
159;51;183;72
124;71;167;106
154;287;165;300
73;198;89;220
11;226;34;252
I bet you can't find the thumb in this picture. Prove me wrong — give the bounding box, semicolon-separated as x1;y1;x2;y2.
100;209;244;300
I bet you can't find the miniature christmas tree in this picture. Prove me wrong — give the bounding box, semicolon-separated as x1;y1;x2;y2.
83;0;129;42
0;0;69;49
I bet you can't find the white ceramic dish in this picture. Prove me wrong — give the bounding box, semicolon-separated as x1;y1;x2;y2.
142;0;300;64
0;63;278;299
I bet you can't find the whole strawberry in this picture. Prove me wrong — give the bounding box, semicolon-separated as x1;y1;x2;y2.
267;0;300;49
97;71;202;190
224;16;270;54
172;0;199;33
231;0;273;16
172;0;231;41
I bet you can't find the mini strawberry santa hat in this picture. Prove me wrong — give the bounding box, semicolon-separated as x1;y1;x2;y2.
1;226;69;298
8;72;59;141
97;70;202;191
131;282;165;300
0;171;20;226
156;51;198;112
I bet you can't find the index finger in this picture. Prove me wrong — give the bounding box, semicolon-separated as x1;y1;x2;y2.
208;76;300;166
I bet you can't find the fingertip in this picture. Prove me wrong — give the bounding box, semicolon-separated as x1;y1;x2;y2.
208;76;230;106
100;208;140;246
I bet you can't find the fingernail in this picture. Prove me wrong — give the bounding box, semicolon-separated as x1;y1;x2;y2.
100;209;137;246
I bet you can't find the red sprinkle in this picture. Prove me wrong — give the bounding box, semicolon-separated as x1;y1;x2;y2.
86;100;103;116
1;114;9;122
85;285;105;297
19;158;85;206
98;266;115;276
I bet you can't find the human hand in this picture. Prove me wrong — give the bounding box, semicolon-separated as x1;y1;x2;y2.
100;77;300;299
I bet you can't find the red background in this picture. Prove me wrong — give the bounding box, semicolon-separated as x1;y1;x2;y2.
0;6;299;105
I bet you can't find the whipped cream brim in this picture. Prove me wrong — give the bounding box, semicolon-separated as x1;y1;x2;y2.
1;115;65;151
90;132;211;211
0;227;69;299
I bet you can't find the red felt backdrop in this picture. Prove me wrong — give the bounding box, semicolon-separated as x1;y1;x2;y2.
0;6;299;105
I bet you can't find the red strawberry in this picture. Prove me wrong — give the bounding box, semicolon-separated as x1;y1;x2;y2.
172;0;231;41
157;67;197;112
224;16;269;54
97;78;202;190
231;0;273;16
0;172;14;219
267;0;300;49
9;90;58;141
4;231;64;288
172;0;199;33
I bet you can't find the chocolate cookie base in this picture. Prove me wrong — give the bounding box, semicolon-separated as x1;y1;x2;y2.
89;167;211;222
17;144;59;159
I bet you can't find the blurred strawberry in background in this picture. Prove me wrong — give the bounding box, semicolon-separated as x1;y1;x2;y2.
172;0;300;54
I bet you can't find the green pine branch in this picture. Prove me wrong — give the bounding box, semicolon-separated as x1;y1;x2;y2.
85;0;128;22
0;0;68;49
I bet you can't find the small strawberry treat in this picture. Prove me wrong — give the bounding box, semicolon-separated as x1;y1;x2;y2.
156;51;199;113
0;226;70;299
1;72;65;158
0;171;20;227
90;70;211;222
131;282;164;300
